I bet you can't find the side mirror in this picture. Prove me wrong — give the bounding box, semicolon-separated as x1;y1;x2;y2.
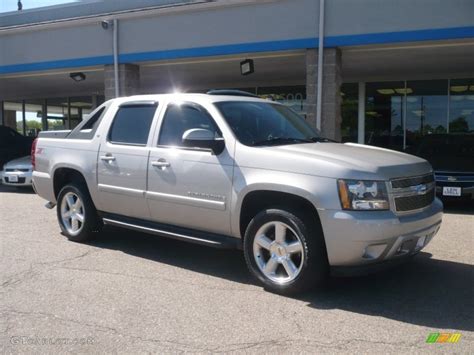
182;128;225;155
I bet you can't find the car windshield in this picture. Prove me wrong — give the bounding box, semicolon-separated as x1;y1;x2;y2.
214;101;327;146
416;134;474;172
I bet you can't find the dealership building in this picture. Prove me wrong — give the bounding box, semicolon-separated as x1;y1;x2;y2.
0;0;473;151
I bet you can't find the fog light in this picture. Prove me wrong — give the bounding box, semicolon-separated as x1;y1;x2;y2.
416;236;426;249
363;244;387;259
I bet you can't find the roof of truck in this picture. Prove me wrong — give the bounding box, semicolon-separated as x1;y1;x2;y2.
110;91;275;105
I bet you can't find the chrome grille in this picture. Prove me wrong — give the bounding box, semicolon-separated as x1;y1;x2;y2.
390;173;435;213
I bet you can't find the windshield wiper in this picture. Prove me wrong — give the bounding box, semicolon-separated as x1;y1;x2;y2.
252;137;313;146
307;136;334;143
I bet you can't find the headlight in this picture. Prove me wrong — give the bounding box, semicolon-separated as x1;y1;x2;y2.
337;179;389;210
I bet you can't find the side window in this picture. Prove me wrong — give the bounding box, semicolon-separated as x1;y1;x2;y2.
68;107;106;139
158;103;220;147
81;107;105;131
108;104;157;145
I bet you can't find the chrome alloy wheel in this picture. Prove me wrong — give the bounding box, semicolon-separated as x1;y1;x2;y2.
60;192;85;236
253;221;305;284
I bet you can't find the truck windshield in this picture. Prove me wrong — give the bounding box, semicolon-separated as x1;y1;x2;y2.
215;101;327;146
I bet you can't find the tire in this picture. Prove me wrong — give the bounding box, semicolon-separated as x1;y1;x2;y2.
56;182;102;242
243;208;328;295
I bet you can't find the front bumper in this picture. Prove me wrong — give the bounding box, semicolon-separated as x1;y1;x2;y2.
1;171;33;186
319;198;443;267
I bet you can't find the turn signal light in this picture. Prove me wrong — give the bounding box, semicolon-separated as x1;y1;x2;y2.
31;138;38;171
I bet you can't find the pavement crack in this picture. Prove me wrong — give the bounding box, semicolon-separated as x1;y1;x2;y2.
55;265;258;293
1;249;101;292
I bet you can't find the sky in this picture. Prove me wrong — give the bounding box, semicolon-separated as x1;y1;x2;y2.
0;0;78;13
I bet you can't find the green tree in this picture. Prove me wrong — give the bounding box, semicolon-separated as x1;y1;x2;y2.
449;117;469;133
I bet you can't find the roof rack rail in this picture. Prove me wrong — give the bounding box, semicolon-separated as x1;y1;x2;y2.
206;89;258;98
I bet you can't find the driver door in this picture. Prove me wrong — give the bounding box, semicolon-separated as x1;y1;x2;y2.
146;102;233;235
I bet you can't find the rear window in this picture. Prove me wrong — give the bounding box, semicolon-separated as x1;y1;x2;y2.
68;105;107;140
108;104;157;145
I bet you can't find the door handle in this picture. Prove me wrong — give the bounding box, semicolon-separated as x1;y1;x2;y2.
100;155;116;162
151;159;170;168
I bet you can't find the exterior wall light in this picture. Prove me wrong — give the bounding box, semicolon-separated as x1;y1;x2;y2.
101;20;113;30
240;59;254;76
70;72;86;82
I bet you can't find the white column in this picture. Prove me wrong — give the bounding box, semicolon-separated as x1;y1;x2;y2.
358;82;365;144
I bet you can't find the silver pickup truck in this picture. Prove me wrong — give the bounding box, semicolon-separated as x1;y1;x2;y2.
32;91;443;294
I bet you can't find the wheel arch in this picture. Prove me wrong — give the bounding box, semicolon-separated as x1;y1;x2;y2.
53;166;90;200
237;187;322;239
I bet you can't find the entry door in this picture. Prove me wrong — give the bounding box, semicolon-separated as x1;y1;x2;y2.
146;102;233;235
97;103;158;219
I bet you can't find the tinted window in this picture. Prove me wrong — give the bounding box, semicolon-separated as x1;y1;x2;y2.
82;107;105;130
158;103;219;146
215;101;320;146
108;105;157;145
68;106;106;140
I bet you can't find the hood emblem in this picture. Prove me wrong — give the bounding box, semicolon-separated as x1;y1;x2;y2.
447;176;457;182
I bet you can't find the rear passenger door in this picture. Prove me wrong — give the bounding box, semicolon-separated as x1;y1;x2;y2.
97;101;158;219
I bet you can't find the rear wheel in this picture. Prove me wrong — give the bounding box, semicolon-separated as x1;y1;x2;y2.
57;183;102;242
244;208;328;295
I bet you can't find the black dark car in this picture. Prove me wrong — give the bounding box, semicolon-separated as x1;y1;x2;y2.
0;126;35;170
416;134;474;202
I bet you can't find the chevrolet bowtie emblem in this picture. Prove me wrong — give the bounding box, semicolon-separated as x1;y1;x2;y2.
412;184;427;194
447;176;457;182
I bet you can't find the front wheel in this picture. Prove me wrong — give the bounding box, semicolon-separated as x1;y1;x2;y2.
244;208;328;295
57;183;102;242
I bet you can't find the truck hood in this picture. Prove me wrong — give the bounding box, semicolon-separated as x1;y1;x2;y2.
243;142;432;180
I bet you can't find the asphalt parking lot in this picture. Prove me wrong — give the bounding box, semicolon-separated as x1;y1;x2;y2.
1;185;473;353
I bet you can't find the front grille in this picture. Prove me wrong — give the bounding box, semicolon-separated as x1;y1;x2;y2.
4;177;26;184
5;168;29;172
395;189;435;212
391;173;434;189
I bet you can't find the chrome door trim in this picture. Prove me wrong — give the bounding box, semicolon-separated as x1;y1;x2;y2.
145;190;226;211
98;183;145;198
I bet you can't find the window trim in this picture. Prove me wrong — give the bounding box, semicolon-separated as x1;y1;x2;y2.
66;105;108;140
107;102;158;146
156;101;222;150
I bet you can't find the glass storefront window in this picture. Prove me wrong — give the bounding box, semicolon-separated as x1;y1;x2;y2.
256;86;306;117
1;95;102;133
70;96;94;129
46;97;69;130
3;101;24;134
449;78;474;133
25;99;44;137
341;83;358;143
405;80;448;150
365;81;405;151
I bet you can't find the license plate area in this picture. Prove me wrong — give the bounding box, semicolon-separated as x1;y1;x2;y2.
8;175;19;182
443;186;461;196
